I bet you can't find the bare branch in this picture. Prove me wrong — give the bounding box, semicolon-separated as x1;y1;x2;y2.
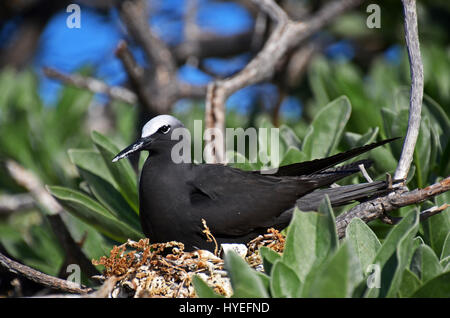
115;40;158;113
173;31;254;62
0;193;34;214
0;251;92;294
43;67;137;104
394;0;424;181
204;0;364;162
119;0;176;85
117;0;208;115
336;176;450;238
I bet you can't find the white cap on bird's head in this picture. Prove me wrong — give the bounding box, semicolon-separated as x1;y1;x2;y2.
112;114;185;162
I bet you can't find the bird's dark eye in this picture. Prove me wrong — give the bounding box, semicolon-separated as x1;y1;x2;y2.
159;125;170;134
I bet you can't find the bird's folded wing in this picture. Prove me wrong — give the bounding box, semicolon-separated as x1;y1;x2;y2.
188;164;316;237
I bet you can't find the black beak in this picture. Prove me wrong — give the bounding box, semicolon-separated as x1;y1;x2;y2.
112;138;148;162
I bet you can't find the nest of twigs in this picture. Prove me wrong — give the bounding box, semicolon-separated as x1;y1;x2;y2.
91;228;285;298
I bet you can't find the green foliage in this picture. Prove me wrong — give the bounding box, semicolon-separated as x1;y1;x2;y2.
47;131;144;243
0;68;138;275
191;90;450;298
0;42;448;296
197;207;450;298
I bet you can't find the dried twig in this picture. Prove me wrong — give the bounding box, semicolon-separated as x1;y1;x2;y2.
0;193;34;214
116;0;207;116
335;176;450;238
0;251;92;294
43;67;137;104
204;0;364;162
394;0;424;182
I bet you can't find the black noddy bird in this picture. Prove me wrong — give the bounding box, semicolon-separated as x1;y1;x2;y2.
113;115;399;251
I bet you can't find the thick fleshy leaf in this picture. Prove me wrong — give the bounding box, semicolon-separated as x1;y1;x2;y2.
270;260;302;298
364;210;419;298
304;242;359;298
397;268;421;298
77;167;141;232
47;185;143;242
282;196;338;282
68;149;116;188
224;250;269;298
441;232;450;260
344;127;379;149
302;96;352;159
410;272;450;297
259;246;281;274
372;210;419;268
423;188;450;256
410;245;443;283
346;218;381;273
192;275;224;298
91;131;139;213
280;147;307;166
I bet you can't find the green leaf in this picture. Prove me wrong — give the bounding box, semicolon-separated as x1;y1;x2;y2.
397;268;421;298
413;116;431;187
344;127;379;149
192;275;224;298
410;272;450;297
91;131;139;213
280;147;307;166
440;256;450;270
259;246;281;274
383;210;420;297
346;218;381;273
441;232;450;260
304;242;359;298
302;96;352;159
307;56;331;108
77;167;141;232
47;185;143;242
381;107;409;159
227;151;257;171
68;149;116;188
270;260;302;298
69;148;140;230
372;210;419;268
363;210;419;298
224;250;269;298
282;196;338;282
410;245;443;283
423;188;450;256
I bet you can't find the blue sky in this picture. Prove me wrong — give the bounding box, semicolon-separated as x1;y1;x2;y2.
31;0;305;118
30;0;401;119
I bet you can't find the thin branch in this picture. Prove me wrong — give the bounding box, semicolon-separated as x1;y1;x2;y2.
0;251;92;294
119;0;176;85
0;193;34;214
204;0;364;163
335;176;450;238
115;40;157;113
117;0;208;115
43;67;137;105
173;31;254;62
394;0;424;181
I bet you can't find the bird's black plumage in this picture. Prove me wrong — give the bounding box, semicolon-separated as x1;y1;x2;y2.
113;115;399;251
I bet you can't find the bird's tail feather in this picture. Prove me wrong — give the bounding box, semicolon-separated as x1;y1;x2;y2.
273;137;400;177
308;159;373;188
295;180;391;212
